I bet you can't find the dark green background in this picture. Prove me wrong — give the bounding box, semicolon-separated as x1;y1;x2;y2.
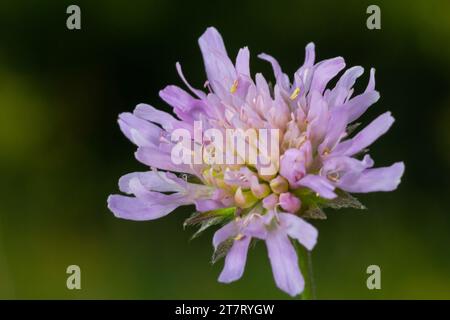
0;0;449;299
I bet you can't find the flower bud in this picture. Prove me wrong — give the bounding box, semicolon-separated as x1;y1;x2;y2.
279;192;301;213
262;193;279;210
269;176;289;194
251;182;271;199
234;187;258;209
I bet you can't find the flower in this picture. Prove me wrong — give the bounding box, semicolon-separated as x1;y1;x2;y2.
213;209;317;296
107;27;405;296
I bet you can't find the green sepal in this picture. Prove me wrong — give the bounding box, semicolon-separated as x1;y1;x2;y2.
211;237;234;264
184;207;236;240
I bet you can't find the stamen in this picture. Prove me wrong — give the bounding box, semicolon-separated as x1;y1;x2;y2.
289;87;300;100
322;147;331;156
234;234;244;241
230;79;239;93
327;171;340;182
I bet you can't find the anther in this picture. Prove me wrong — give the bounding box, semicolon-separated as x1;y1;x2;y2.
289;87;300;100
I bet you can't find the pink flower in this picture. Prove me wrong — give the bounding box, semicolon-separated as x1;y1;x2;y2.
213;210;317;296
108;27;404;296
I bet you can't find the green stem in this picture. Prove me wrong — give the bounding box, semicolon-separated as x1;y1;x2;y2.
296;244;316;300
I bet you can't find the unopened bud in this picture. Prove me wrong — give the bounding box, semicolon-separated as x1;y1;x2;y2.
262;193;279;210
279;192;301;213
234;187;258;209
270;176;289;194
251;183;271;199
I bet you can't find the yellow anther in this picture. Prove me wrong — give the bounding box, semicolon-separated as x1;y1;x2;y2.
234;234;245;241
234;187;258;209
327;172;340;182
322;147;331;156
289;87;300;100
230;79;239;93
270;176;289;194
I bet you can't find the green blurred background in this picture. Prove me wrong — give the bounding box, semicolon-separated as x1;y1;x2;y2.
0;0;449;299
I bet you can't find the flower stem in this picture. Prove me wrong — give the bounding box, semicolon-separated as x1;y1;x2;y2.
296;244;316;300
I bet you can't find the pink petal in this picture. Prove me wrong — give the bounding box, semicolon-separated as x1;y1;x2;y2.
334;111;394;157
299;174;337;199
235;47;250;77
341;91;380;123
118;113;161;147
279;213;318;251
265;231;304;296
198;27;236;93
118;171;186;194
135;146;196;174
213;221;238;250
309;57;345;94
107;195;180;221
218;236;251;283
339;162;405;193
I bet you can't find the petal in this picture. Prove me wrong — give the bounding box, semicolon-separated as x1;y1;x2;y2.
135;146;196;174
364;68;376;93
303;42;316;67
134;103;181;132
243;215;268;239
198;27;236;93
213;221;238;250
279;192;301;213
235;47;250;77
322;154;374;181
279;143;312;188
279;213;318;251
309;57;345;94
218;236;251;283
107;194;180;221
328;66;364;107
339;162;405;193
255;73;271;97
318;109;348;155
118;170;186;194
159;85;207;122
224;167;257;189
341;91;380;123
265;231;304;296
159;85;193;112
336;66;364;91
127;177;189;204
293;43;315;92
299;174;337;199
118;113;161;147
111;171;213;221
258;53;290;90
307;91;329;143
279;149;306;188
334;111;394;157
262;193;279;210
194;199;222;212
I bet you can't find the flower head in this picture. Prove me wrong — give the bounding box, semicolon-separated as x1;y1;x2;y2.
108;27;404;296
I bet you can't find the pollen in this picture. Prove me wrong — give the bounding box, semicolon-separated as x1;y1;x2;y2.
322;147;331;156
230;79;239;93
289;87;300;100
327;172;340;182
234;234;245;241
